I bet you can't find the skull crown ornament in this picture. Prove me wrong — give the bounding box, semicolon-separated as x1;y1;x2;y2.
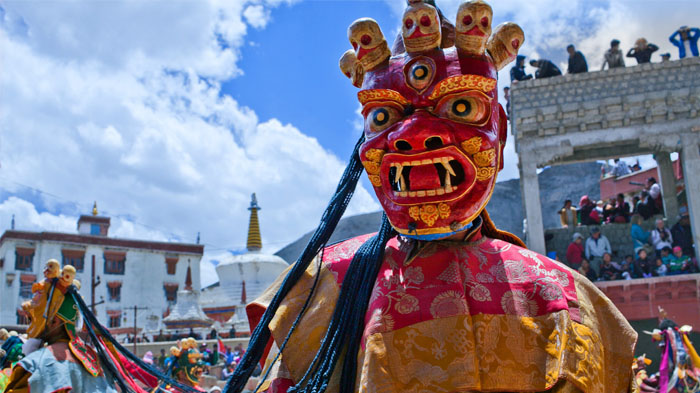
339;0;524;240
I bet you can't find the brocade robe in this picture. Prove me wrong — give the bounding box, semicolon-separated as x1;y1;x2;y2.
248;229;637;393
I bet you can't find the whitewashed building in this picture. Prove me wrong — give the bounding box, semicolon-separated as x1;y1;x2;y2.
201;194;288;333
0;206;203;335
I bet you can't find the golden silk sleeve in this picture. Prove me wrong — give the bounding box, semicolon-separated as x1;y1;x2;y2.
246;256;341;383
573;271;638;392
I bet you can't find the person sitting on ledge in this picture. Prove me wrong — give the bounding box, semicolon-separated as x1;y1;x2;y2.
566;232;585;269
599;253;621;281
510;54;532;82
626;38;659;64
529;58;562;78
602;39;626;69
566;44;588;74
634;248;654;278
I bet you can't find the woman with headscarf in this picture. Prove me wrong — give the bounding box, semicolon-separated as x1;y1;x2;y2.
578;195;597;225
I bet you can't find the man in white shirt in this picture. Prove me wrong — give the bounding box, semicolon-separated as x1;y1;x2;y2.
646;177;663;214
611;158;631;177
585;226;612;275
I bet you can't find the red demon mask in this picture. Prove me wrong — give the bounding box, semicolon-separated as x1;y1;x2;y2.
341;0;524;240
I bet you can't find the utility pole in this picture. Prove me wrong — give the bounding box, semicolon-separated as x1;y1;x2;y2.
91;255;102;315
130;305;148;355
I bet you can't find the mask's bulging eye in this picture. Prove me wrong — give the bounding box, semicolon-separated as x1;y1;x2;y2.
436;92;491;126
364;105;402;134
452;99;471;116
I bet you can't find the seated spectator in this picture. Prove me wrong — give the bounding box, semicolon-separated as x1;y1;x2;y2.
651;219;673;255
593;200;605;224
634;249;654;278
672;206;694;257
660;246;673;265
631;161;642;171
611;158;631;177
529;59;562;78
610;193;631;223
630;214;651;253
602;198;616;223
559;199;577;228
566;44;588;74
661;53;671;62
602;39;625;70
620;255;635;280
585;227;611;275
654;257;668;277
578;258;598;282
626;38;659;64
599;253;620;281
566;232;585;268
222;363;235;379
669;26;699;59
667;246;690;275
510;55;533;82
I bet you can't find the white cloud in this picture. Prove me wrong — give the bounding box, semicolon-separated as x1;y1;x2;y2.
243;5;270;29
0;1;379;288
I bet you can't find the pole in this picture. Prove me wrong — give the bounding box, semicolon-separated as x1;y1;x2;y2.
130;305;148;355
91;255;96;314
133;306;137;354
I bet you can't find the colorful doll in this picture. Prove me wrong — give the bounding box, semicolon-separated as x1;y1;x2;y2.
227;1;638;393
4;268;115;393
645;309;700;393
21;259;61;339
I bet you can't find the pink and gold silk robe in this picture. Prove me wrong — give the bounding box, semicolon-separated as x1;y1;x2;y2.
247;230;637;393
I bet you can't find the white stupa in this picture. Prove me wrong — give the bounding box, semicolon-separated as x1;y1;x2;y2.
163;263;214;330
200;194;288;333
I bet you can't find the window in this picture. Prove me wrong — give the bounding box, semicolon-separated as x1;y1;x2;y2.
104;251;126;275
15;247;34;271
19;274;36;298
164;283;178;304
107;310;121;328
16;309;30;325
107;282;122;302
165;257;178;275
62;249;86;272
90;224;101;235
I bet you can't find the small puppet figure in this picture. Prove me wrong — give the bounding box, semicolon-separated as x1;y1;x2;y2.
632;354;659;392
21;259;61;339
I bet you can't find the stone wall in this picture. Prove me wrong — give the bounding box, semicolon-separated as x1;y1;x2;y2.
512;57;700;141
545;216;661;263
511;57;700;166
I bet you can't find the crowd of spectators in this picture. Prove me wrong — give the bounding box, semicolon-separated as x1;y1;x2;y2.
510;25;699;86
559;175;663;230
561;204;696;282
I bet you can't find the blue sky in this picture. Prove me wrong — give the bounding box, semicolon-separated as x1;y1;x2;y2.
0;0;698;286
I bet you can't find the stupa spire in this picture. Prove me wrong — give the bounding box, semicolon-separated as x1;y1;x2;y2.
184;262;193;290
246;193;262;252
